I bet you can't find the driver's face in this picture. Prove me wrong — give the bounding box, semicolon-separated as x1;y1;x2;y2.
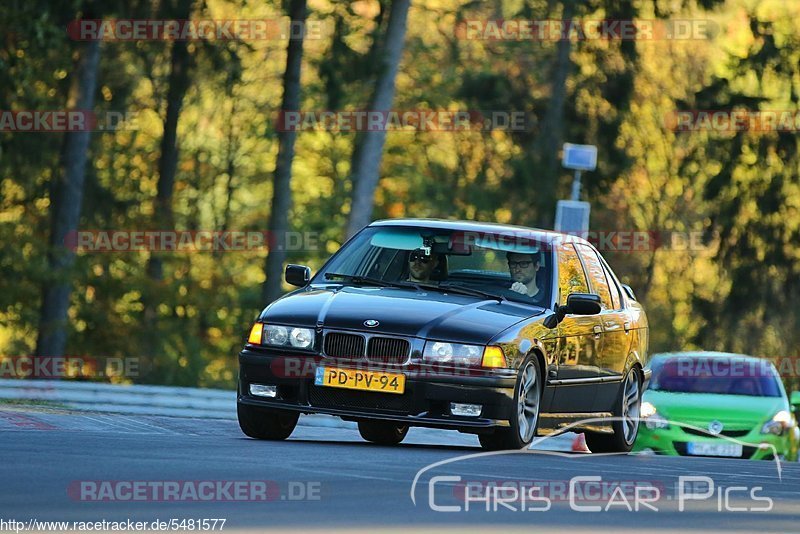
507;253;538;285
408;253;438;280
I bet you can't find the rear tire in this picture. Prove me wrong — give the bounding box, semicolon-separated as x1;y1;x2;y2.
237;402;299;440
586;366;641;453
358;420;409;445
479;356;542;451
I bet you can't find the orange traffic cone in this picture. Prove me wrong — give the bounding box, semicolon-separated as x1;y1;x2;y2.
571;433;591;453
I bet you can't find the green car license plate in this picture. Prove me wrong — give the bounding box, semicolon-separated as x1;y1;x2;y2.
686;442;743;457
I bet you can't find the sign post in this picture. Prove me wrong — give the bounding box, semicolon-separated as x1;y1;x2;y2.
555;143;597;233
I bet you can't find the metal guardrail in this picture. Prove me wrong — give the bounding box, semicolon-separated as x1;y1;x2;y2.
0;379;361;429
0;378;236;419
0;378;576;448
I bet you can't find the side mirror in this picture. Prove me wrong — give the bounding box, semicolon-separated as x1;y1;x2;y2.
285;264;311;287
566;293;602;315
791;391;800;417
543;304;569;329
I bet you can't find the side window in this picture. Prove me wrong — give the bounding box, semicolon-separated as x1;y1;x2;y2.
558;243;589;305
576;245;613;310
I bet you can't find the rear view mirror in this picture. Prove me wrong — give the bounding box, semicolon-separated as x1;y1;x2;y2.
285;264;311;287
566;293;602;315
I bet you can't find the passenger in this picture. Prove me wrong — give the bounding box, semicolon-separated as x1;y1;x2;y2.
507;251;541;298
407;249;441;284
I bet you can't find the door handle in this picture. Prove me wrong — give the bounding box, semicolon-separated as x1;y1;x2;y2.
623;321;631;332
593;325;602;337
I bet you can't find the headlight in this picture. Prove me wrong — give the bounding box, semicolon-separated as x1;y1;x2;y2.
265;325;289;346
250;324;315;350
640;401;669;429
761;410;792;436
423;341;484;365
289;327;313;348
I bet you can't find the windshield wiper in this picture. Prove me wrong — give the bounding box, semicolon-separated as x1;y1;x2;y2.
323;273;506;301
323;273;398;288
417;282;506;302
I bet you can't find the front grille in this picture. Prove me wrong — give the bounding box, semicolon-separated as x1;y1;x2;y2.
683;427;750;438
367;336;410;365
324;333;365;360
308;384;414;414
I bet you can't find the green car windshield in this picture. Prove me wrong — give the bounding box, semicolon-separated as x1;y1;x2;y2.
313;226;552;306
649;357;782;397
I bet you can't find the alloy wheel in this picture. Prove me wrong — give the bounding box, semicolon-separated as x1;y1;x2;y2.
621;368;641;444
517;362;541;442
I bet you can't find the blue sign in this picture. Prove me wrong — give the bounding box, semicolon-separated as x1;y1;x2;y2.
562;143;598;171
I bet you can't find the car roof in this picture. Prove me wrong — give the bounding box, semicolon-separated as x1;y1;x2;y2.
368;218;592;247
650;351;768;364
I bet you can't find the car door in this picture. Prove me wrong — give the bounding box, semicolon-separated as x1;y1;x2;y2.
551;242;601;412
576;244;633;411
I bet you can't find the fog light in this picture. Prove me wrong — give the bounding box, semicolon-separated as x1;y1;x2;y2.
250;384;277;398
451;403;482;417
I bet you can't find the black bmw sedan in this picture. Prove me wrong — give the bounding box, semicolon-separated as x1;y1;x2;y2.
237;219;650;451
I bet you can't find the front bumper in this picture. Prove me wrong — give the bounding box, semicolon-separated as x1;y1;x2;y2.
238;348;517;432
634;422;795;460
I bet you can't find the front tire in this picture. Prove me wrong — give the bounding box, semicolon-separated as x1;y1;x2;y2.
586;366;641;453
237;402;299;440
358;420;409;445
479;356;542;451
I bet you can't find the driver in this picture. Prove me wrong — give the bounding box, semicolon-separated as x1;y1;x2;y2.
507;251;541;298
407;249;440;284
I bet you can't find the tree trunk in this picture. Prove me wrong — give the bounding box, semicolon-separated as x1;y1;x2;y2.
345;0;411;239
146;0;193;282
534;0;573;227
35;38;101;358
139;0;193;380
261;0;308;303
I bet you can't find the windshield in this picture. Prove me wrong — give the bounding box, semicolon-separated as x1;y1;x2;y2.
649;357;783;397
313;226;552;306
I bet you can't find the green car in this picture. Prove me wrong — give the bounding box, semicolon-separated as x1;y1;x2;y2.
635;352;800;461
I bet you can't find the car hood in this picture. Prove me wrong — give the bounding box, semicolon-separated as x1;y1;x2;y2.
643;390;786;428
260;285;544;344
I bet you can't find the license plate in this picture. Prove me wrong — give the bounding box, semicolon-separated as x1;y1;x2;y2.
314;366;406;395
686;442;743;457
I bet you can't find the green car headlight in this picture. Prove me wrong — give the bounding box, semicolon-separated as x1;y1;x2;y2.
761;410;791;436
641;401;669;429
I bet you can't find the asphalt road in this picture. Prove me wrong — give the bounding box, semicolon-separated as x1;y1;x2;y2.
1;405;799;533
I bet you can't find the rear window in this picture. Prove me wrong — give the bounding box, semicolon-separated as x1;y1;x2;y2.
649;357;782;397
